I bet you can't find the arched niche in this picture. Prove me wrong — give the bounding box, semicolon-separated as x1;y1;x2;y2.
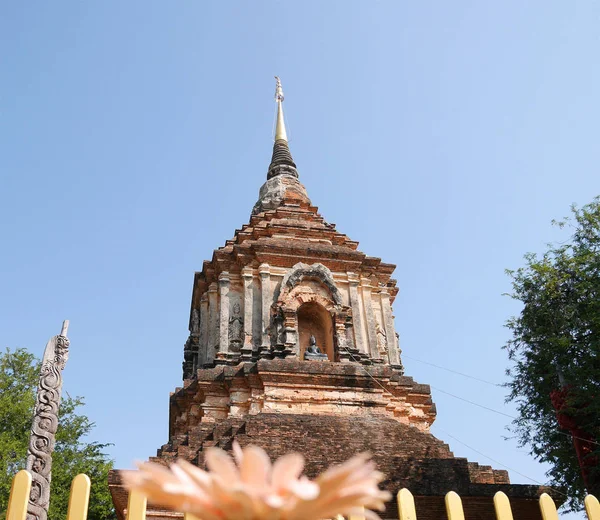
297;302;335;361
278;263;343;307
274;262;351;360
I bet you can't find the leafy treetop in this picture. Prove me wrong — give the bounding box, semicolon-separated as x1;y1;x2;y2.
505;196;600;510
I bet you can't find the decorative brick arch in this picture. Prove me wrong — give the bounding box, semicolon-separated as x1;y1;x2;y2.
284;292;336;313
278;263;343;308
274;263;351;360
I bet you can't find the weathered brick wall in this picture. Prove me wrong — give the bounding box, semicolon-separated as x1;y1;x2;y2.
140;413;555;520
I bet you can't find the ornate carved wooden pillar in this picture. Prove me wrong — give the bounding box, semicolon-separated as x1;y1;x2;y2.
348;273;368;356
207;282;218;364
259;263;272;357
198;293;209;367
380;288;402;369
26;321;70;520
217;272;230;363
241;267;254;361
362;280;381;361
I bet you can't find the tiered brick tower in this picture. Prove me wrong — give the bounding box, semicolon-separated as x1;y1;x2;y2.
109;80;557;520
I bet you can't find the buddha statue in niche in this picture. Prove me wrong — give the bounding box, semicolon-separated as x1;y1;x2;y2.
303;334;329;361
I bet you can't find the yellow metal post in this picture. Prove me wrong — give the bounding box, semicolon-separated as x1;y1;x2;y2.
445;491;465;520
397;489;417;520
539;493;559;520
585;495;600;520
493;492;514;520
125;490;147;520
6;470;32;520
66;474;91;520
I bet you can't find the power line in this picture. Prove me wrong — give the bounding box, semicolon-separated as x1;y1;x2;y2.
403;354;502;387
428;385;600;448
429;385;516;419
403;355;600;449
341;348;600;449
338;349;585;498
432;425;569;497
340;349;564;490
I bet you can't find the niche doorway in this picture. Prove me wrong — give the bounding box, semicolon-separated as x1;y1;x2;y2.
297;302;335;361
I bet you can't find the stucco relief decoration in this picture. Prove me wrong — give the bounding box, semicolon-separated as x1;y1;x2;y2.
376;322;388;356
229;303;244;351
278;262;343;309
190;309;200;335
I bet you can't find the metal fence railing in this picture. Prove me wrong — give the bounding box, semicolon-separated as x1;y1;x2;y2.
5;469;600;520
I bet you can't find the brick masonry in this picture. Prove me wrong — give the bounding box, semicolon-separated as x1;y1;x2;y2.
109;137;563;520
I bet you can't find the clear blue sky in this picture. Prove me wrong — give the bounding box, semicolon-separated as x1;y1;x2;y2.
2;1;599;513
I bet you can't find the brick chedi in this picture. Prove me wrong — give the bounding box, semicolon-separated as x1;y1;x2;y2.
109;79;559;520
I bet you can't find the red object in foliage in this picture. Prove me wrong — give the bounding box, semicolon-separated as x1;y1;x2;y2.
550;386;598;492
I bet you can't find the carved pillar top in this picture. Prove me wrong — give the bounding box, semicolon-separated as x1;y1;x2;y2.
26;321;70;520
218;271;231;287
347;272;360;286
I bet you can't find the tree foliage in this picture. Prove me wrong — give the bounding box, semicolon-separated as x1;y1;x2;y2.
0;348;114;520
505;196;600;509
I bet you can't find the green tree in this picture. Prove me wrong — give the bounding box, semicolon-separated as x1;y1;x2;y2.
0;348;114;520
505;196;600;510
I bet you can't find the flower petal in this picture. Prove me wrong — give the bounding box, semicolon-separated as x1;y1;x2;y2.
271;453;305;487
239;445;272;487
232;441;244;466
205;447;241;483
124;448;388;520
176;459;213;492
288;477;320;500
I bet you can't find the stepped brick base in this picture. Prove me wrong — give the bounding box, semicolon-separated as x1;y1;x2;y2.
109;363;561;520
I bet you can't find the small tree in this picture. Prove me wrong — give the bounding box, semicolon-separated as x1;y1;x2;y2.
0;348;114;520
505;196;600;509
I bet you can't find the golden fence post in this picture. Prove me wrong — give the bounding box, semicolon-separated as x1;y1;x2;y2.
397;489;417;520
349;507;365;520
6;470;32;520
493;492;514;520
585;495;600;520
125;490;147;520
66;474;91;520
445;491;465;520
539;493;559;520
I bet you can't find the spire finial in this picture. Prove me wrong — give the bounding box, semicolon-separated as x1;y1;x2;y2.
266;77;297;180
275;76;284;102
274;76;288;142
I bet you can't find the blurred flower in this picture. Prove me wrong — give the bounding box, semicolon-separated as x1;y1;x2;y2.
123;442;391;520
